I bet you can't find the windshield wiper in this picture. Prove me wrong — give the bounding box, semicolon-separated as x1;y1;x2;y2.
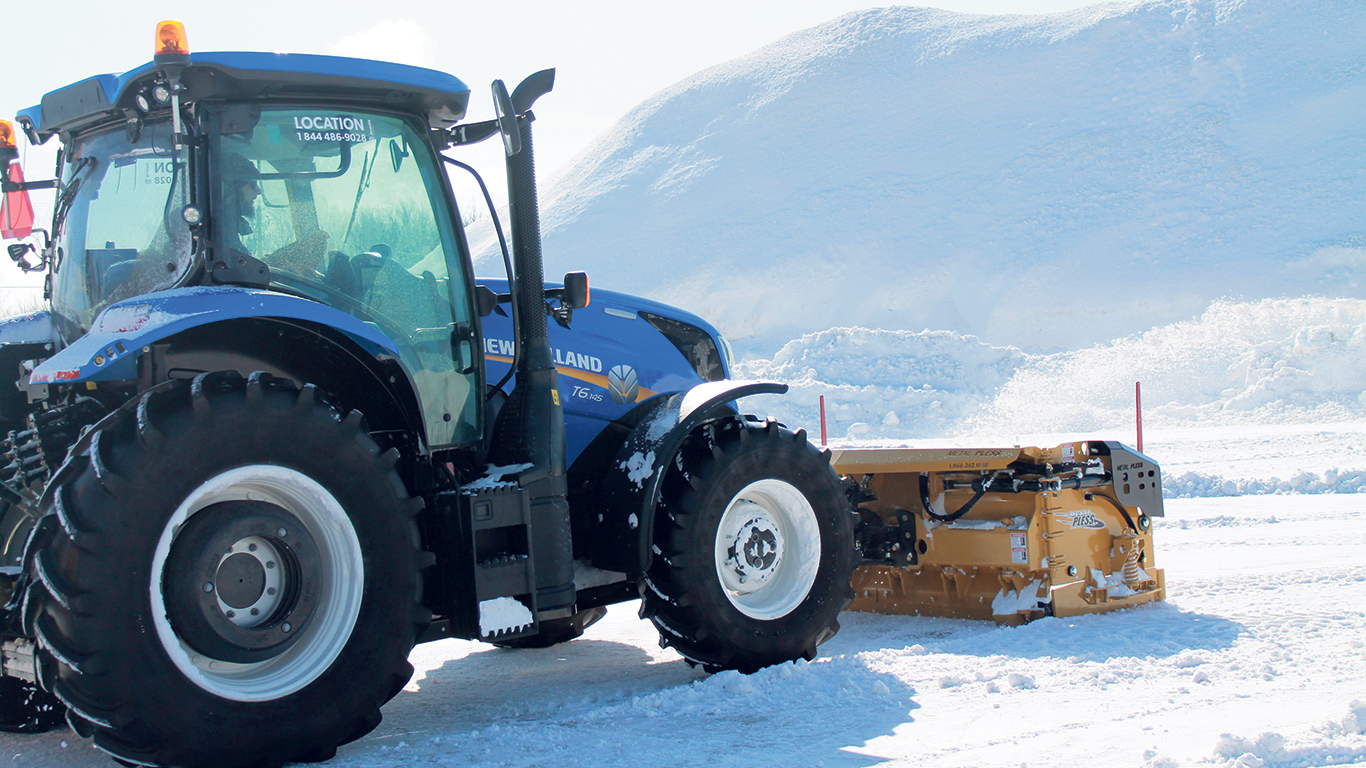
52;156;99;240
341;148;376;245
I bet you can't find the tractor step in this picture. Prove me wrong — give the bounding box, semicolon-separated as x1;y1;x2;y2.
431;485;542;641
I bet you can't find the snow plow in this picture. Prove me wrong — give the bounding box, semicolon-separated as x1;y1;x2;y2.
840;441;1165;624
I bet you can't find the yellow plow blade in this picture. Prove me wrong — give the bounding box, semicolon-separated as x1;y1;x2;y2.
834;441;1165;624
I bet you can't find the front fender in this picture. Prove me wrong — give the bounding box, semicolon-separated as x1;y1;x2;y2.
590;380;788;574
30;287;400;384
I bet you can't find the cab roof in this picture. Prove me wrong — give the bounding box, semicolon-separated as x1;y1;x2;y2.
17;51;471;143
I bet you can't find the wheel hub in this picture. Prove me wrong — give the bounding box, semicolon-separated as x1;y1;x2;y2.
214;536;287;627
216;553;266;608
722;503;785;587
163;501;320;663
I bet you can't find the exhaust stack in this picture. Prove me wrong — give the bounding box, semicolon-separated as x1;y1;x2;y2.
488;70;575;618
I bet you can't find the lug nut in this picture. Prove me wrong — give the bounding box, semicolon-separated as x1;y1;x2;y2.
251;608;260;616
248;543;258;552
203;582;214;593
267;587;277;596
226;610;236;619
278;528;287;537
266;561;275;569
282;622;292;633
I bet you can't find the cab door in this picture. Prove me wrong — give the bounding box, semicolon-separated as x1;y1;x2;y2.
212;107;480;447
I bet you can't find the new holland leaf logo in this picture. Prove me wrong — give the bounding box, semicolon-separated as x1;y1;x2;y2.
607;365;639;405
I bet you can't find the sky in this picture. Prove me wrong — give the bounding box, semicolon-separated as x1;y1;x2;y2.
1;0;1114;286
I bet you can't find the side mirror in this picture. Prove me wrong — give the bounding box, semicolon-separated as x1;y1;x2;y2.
544;272;589;330
560;271;589;310
492;80;521;158
7;242;47;273
389;138;409;173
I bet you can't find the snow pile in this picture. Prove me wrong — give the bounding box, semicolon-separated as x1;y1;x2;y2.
349;652;910;768
1345;700;1366;736
1211;704;1366;768
535;0;1366;355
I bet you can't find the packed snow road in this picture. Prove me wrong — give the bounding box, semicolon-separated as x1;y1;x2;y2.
4;494;1363;768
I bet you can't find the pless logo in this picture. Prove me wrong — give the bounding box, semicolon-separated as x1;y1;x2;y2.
1065;511;1107;530
607;364;639;404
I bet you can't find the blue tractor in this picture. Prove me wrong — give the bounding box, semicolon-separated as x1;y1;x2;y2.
0;22;854;767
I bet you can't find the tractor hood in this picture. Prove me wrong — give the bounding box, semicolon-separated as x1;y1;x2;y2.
478;278;733;465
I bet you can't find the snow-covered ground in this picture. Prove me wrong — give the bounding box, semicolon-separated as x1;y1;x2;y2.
6;479;1362;768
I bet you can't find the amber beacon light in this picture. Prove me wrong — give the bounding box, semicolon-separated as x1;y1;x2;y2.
0;120;16;150
155;20;190;57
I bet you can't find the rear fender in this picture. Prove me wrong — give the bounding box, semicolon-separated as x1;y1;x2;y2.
0;310;57;426
0;310;57;347
30;287;399;384
589;380;787;574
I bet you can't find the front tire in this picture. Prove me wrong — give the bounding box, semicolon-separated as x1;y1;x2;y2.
0;677;64;733
2;500;67;734
30;372;426;768
643;419;854;673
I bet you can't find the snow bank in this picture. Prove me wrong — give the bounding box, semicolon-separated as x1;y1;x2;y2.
1163;468;1366;498
734;296;1366;498
967;297;1366;436
738;297;1366;444
739;326;1031;439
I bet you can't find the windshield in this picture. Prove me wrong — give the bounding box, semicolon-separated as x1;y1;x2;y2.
50;122;193;336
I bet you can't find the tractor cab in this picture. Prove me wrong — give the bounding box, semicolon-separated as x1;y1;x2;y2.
11;32;484;447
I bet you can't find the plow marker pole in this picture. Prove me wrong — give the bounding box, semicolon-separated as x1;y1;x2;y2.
1135;381;1143;453
819;395;828;447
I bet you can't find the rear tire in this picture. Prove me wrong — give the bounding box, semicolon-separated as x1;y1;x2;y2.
29;372;427;768
643;419;854;673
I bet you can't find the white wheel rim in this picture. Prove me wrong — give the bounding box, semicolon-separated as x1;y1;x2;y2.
714;479;821;620
150;466;364;702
